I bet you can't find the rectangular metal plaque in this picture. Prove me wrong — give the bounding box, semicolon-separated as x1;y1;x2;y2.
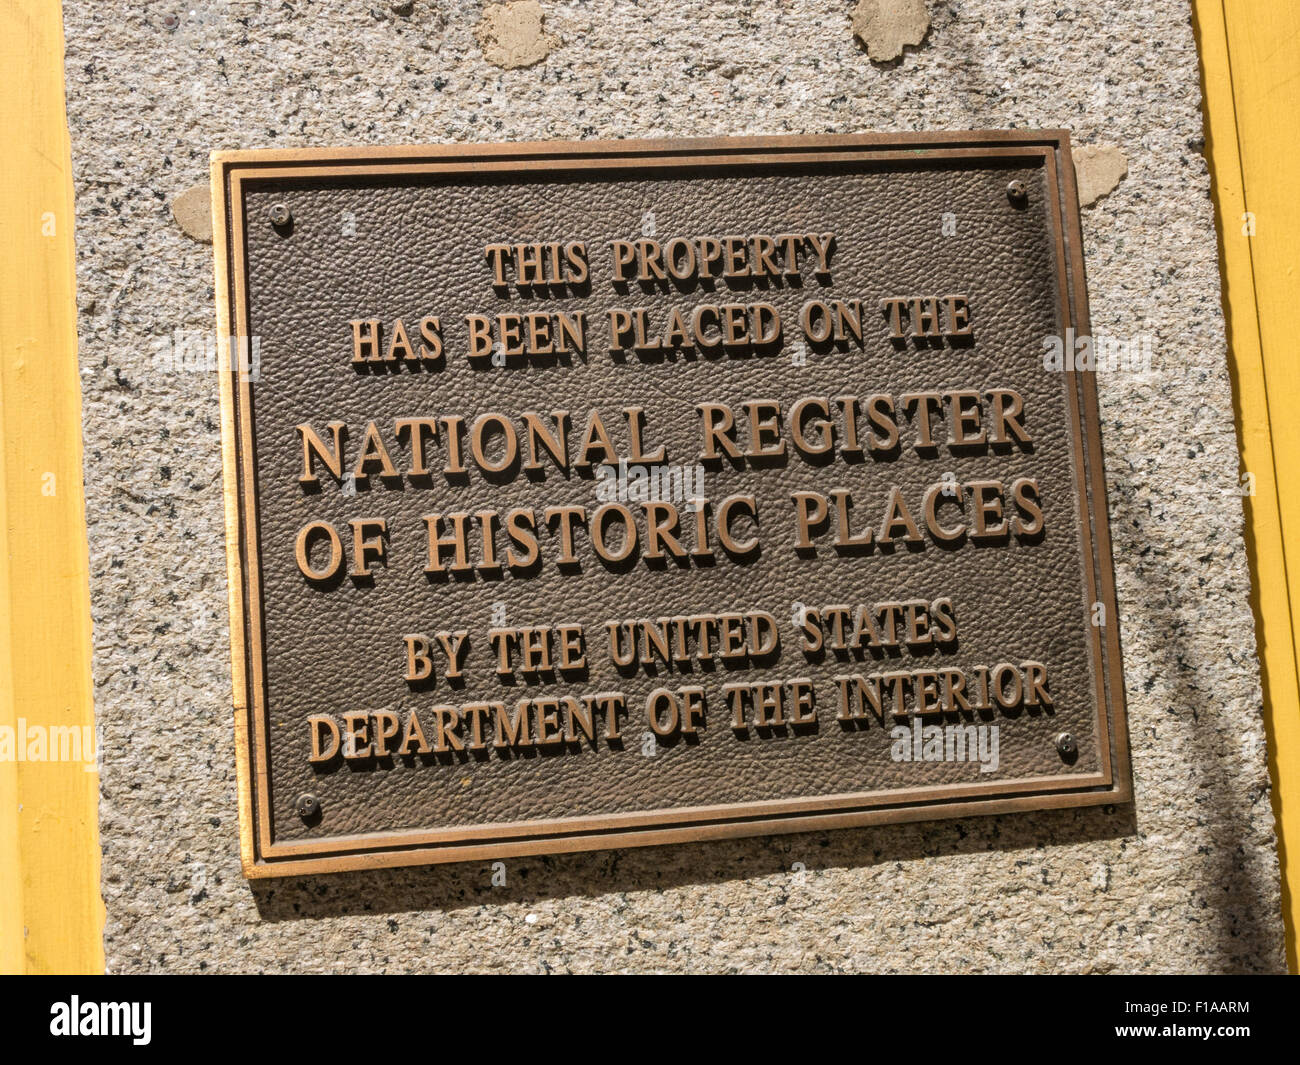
213;132;1131;878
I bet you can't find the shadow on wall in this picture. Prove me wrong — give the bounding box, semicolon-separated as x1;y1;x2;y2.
1106;469;1278;975
249;803;1136;927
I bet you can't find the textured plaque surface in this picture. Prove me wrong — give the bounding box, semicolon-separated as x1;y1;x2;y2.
213;133;1130;877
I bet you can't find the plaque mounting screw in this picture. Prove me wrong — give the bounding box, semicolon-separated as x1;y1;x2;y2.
295;793;321;819
1055;732;1077;758
1006;179;1028;205
269;203;293;228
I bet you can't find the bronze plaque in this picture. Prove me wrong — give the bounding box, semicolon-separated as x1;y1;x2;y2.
212;133;1131;878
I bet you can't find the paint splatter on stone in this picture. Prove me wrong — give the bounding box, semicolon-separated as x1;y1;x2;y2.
477;1;556;70
851;0;929;62
1074;144;1128;206
171;185;212;243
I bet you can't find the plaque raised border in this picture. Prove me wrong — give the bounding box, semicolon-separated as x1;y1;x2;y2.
212;132;1131;878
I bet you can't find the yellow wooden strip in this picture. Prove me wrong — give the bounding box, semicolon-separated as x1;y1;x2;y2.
1194;0;1300;972
0;0;103;974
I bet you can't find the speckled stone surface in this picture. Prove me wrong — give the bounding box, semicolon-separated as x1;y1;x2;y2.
64;0;1284;973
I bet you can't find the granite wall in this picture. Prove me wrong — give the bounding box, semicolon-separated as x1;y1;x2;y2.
62;0;1285;973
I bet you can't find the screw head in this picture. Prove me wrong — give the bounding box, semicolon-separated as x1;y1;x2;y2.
1055;732;1077;757
269;203;292;228
295;793;321;819
1007;179;1028;204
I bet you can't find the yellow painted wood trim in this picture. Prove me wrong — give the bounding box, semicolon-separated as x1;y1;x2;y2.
0;0;103;974
1194;0;1300;973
